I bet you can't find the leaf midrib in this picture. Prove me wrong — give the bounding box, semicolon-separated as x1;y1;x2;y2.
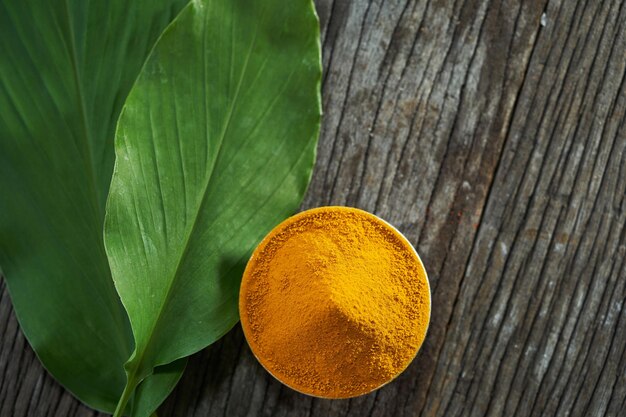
127;10;261;380
62;0;131;360
62;0;104;221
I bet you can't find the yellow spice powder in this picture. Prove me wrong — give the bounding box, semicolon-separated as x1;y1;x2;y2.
239;206;430;398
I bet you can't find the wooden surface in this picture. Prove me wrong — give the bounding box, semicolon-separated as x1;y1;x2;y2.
2;0;626;415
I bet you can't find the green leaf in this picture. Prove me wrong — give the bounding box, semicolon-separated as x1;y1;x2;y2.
131;358;186;417
0;0;188;413
103;0;321;413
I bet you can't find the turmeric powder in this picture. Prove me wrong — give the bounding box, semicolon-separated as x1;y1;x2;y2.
239;206;430;398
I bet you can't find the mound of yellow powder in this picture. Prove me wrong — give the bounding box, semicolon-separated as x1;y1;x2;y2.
239;206;430;398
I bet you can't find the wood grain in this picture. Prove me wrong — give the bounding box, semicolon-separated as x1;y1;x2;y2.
1;0;625;416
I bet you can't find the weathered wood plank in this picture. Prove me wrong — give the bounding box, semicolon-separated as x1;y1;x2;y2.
1;0;625;416
423;0;626;415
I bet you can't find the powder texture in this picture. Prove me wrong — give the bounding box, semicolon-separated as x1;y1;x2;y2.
239;206;430;398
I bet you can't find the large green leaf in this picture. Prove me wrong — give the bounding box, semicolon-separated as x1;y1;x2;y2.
0;0;188;413
103;0;321;413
